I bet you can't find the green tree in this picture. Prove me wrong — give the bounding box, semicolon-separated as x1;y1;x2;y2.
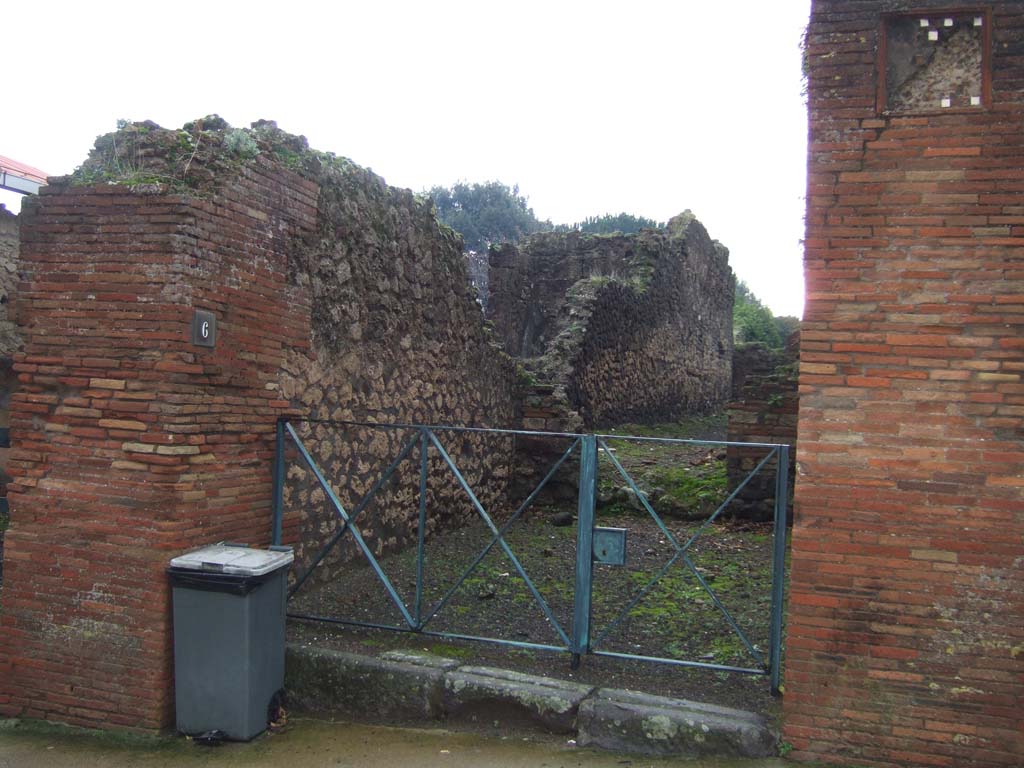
428;181;548;254
734;280;783;348
572;212;663;235
773;314;801;344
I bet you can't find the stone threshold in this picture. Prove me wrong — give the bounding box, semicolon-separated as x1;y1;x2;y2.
285;643;778;758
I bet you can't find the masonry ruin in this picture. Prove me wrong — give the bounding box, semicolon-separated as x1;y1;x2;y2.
488;218;734;430
0;118;524;729
0;3;1018;760
483;219;735;504
0;116;743;730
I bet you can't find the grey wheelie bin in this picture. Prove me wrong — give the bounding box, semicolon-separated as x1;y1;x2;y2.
168;542;294;741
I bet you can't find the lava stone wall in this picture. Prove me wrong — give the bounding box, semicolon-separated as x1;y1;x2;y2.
0;206;20;576
788;3;1024;766
0;121;519;731
0;207;20;354
488;213;734;428
488;229;642;360
277;141;519;580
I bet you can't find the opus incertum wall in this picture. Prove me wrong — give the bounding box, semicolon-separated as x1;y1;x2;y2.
789;3;1023;766
487;213;735;429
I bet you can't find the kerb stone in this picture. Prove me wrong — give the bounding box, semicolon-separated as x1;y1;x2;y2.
576;688;776;758
442;666;594;734
285;644;450;720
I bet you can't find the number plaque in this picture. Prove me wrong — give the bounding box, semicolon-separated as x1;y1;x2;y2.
191;310;217;348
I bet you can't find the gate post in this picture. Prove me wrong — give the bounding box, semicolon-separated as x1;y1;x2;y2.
571;434;597;668
769;444;790;694
272;417;285;546
414;427;430;627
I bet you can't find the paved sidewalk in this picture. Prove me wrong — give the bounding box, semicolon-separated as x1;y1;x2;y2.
0;717;792;768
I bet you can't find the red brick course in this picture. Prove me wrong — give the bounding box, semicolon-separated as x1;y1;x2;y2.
0;162;317;730
788;2;1024;766
726;336;800;520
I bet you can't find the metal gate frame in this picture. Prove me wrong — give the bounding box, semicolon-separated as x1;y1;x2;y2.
271;418;790;693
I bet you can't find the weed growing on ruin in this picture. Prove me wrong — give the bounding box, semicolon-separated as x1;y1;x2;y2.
515;363;538;387
223;128;260;158
70;116;329;195
72;119;212;191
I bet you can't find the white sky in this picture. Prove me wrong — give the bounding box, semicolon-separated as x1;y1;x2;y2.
2;0;810;316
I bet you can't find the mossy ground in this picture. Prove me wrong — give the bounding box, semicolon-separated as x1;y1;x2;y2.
288;414;786;719
596;414;731;519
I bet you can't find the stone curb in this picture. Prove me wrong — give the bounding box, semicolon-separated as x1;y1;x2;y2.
443;665;594;734
285;643;778;757
577;687;777;758
286;646;455;720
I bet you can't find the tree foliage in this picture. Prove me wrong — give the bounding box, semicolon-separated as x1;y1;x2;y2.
773;314;801;344
428;181;548;254
734;280;784;348
571;212;663;235
428;182;666;251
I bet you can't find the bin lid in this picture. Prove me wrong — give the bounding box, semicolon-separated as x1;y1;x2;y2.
169;543;294;576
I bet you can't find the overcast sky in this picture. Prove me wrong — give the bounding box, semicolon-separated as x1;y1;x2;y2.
2;1;810;316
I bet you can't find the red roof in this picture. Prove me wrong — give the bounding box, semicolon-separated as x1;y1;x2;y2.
0;155;49;184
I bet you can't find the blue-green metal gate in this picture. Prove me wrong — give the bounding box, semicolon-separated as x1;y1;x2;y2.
272;418;790;693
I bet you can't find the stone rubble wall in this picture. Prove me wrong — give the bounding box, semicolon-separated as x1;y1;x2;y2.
0;206;20;578
275;133;520;580
0;207;20;357
488;213;734;430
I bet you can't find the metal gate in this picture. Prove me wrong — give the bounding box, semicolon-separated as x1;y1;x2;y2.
272;418;790;693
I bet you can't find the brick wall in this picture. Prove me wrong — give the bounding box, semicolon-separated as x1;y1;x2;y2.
0;167;314;729
787;2;1024;766
726;336;799;520
0;120;520;731
511;383;583;503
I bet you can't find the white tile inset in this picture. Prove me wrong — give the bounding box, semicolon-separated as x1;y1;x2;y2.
944;18;954;27
928;30;939;41
971;96;982;106
920;18;930;27
941;97;952;108
974;17;983;27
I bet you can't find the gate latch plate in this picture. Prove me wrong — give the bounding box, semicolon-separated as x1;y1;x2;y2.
593;527;627;566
